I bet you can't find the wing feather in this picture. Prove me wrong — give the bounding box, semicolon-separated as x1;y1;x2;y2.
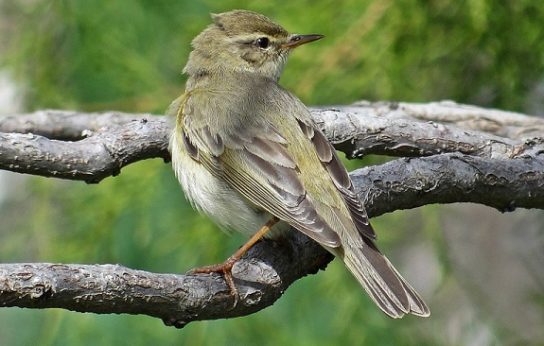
297;120;376;240
188;125;341;247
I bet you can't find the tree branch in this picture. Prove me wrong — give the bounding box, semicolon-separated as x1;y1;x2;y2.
0;231;332;328
1;101;543;326
354;153;544;215
0;117;170;183
2;102;543;183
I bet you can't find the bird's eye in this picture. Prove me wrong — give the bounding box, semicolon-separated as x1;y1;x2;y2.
255;37;269;49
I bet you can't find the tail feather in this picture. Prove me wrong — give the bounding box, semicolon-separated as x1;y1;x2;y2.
393;265;431;317
334;240;430;318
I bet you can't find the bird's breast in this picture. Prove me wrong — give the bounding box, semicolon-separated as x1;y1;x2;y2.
171;131;281;236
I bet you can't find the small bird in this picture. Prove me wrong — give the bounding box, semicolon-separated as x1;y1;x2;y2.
169;9;429;318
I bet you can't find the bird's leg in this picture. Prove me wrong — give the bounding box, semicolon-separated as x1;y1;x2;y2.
189;216;279;304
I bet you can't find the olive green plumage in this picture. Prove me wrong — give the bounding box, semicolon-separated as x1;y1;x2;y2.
169;9;429;318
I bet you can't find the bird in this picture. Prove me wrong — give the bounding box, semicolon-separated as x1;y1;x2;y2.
169;9;430;318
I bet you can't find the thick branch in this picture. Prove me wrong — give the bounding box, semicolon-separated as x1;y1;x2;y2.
312;105;523;158
1;102;543;182
387;101;544;139
0;110;149;140
0;117;170;183
354;153;544;215
0;231;331;328
4;101;543;141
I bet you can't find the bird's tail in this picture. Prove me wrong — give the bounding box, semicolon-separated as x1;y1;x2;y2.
333;237;430;318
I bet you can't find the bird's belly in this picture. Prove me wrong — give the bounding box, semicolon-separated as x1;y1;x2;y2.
171;139;273;236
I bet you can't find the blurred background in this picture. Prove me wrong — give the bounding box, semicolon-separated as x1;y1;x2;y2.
1;1;543;345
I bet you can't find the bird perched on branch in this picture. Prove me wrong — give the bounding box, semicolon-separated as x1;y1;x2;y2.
169;9;429;318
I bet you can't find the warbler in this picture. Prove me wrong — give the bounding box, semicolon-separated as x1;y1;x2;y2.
169;9;429;318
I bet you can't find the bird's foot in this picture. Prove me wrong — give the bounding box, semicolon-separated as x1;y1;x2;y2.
189;256;240;307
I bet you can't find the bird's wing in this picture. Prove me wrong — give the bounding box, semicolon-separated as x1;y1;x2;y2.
176;87;375;247
295;119;376;240
180;114;342;247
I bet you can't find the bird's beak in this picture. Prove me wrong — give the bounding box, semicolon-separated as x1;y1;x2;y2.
282;34;324;49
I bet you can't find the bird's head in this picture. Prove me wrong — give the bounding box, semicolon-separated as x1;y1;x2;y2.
184;10;323;81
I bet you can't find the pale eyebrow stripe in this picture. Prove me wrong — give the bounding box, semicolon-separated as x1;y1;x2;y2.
227;33;276;44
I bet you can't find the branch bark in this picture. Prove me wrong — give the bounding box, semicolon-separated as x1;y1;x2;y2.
0;117;170;183
2;102;543;183
0;101;543;327
0;231;332;329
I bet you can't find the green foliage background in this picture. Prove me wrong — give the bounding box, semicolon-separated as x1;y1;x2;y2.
1;1;543;345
